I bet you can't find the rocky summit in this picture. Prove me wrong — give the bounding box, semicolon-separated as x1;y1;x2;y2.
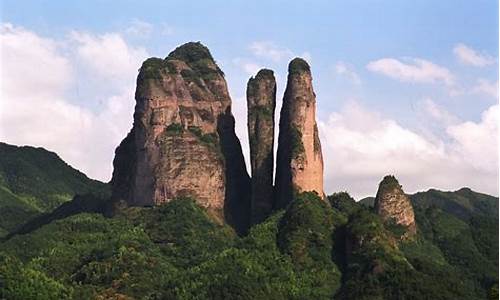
247;69;276;224
374;175;417;238
110;42;250;230
275;58;324;209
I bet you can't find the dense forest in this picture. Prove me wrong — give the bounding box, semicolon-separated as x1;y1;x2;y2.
0;142;497;299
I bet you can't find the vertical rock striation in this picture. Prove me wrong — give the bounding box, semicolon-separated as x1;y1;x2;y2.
110;42;250;231
374;175;417;238
275;58;324;209
247;69;276;224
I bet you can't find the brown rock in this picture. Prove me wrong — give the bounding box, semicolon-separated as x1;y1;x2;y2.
247;69;276;223
374;175;417;238
110;42;250;231
275;58;324;208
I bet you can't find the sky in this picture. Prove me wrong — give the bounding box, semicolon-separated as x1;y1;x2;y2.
0;0;498;198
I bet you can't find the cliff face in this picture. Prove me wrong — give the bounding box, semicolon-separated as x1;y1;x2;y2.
247;69;276;224
374;175;417;238
111;42;250;229
275;58;324;208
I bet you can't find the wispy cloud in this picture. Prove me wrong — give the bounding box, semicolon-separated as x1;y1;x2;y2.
249;41;311;63
0;23;146;181
453;43;495;67
125;19;154;37
319;101;498;197
70;31;148;82
367;57;455;86
472;78;499;98
232;58;263;76
335;61;361;84
249;41;293;62
124;19;174;38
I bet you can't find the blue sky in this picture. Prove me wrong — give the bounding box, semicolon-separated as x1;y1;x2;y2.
1;1;498;197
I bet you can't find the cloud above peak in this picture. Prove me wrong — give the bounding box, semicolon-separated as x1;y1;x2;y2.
453;43;495;67
319;101;498;198
0;23;145;181
249;41;311;63
367;57;455;86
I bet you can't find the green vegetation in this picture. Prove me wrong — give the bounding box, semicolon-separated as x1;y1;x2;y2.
249;106;273;120
139;42;224;92
168;42;224;83
0;145;497;299
138;57;170;80
288;57;311;75
290;125;305;159
313;124;321;152
376;175;401;194
180;68;206;88
188;126;220;150
168;42;215;65
165;122;184;135
255;68;274;79
0;143;108;235
278;192;342;297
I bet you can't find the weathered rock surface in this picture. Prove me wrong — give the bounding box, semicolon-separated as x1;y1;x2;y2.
275;58;324;208
374;175;417;238
247;69;276;223
110;42;250;230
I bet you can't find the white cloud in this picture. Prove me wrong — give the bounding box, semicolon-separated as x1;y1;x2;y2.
249;41;293;62
232;58;263;76
0;23;73;98
318;101;498;198
367;57;455;86
472;78;499;98
1;23;497;199
125;19;154;37
70;31;148;83
447;104;499;172
160;23;175;36
249;41;311;63
420;98;460;126
453;43;495;67
0;24;142;181
335;61;361;84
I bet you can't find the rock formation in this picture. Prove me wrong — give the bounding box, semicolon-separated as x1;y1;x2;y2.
247;69;276;224
110;42;250;231
374;175;417;237
275;58;324;209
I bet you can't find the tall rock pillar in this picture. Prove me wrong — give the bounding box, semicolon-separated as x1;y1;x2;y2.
110;42;250;232
247;69;276;224
275;58;324;209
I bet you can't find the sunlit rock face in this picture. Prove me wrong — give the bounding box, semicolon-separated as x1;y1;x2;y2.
275;58;324;209
111;42;250;230
247;69;276;224
374;175;417;238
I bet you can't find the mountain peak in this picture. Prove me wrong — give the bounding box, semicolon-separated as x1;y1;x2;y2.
288;57;311;75
374;175;416;238
167;41;214;62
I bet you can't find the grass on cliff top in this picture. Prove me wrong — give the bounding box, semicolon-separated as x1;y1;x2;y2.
138;42;224;94
167;42;224;78
288;57;310;75
168;42;214;64
139;57;170;80
255;68;274;79
377;175;402;194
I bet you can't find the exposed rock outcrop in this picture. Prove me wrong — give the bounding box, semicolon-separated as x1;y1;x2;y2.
247;69;276;224
275;58;324;208
374;175;417;238
110;42;250;231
